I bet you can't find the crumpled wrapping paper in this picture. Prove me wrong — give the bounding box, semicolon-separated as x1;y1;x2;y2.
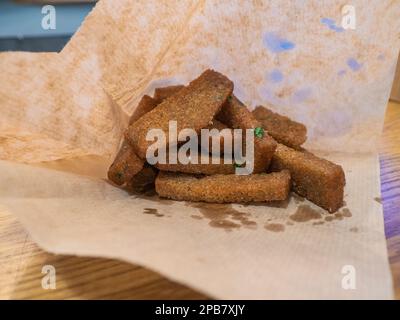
1;0;399;299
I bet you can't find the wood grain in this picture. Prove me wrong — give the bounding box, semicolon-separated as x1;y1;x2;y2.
0;101;399;299
380;101;400;299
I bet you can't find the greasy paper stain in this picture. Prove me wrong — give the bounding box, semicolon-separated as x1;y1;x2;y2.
290;205;322;222
265;223;285;233
132;188;175;206
325;215;335;222
350;227;359;233
287;204;353;225
143;207;164;217
186;202;257;231
334;212;344;220
210;220;241;230
325;207;352;222
341;208;352;218
292;193;305;204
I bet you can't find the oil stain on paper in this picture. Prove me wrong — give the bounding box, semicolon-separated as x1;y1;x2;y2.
289;205;322;222
184;193;355;233
264;223;285;233
187;202;257;232
143;207;164;217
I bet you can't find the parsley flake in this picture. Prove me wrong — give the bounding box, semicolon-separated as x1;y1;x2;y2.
254;127;264;138
233;162;245;168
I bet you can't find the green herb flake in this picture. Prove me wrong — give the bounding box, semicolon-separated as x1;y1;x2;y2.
254;127;264;138
227;95;233;102
233;162;245;168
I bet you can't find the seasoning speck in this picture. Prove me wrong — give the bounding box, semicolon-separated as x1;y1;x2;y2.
233;162;245;168
254;127;265;138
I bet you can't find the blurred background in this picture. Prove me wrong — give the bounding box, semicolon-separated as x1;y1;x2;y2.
0;0;399;101
0;0;96;52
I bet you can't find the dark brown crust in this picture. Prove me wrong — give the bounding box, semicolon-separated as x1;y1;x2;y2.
109;95;160;186
110;85;183;187
126;69;234;159
207;119;228;131
155;171;291;203
129;95;159;125
270;144;345;213
153;85;184;103
107;140;144;185
127;164;158;192
252;106;307;148
217;96;277;173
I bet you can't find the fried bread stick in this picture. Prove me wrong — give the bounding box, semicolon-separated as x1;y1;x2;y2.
109;95;160;185
107;141;144;185
203;119;233;154
110;86;188;186
126;69;234;159
155;171;291;203
153;85;184;103
217;96;277;173
153;87;231;153
130;85;186;126
121;94;231;182
155;151;235;175
129;95;159;125
252;106;307;149
127;164;158;192
270;144;345;212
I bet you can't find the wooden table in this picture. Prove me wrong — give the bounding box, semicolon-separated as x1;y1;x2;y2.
380;101;400;299
1;101;399;299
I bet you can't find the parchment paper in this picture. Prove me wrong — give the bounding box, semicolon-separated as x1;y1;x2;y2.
1;0;399;299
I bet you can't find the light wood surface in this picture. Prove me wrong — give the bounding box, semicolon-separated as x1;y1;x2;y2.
380;101;400;299
0;101;399;300
391;53;400;102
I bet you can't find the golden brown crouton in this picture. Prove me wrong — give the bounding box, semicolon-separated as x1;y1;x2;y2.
155;170;291;203
217;96;277;173
270;144;345;212
252;106;307;148
126;69;234;159
153;85;184;103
